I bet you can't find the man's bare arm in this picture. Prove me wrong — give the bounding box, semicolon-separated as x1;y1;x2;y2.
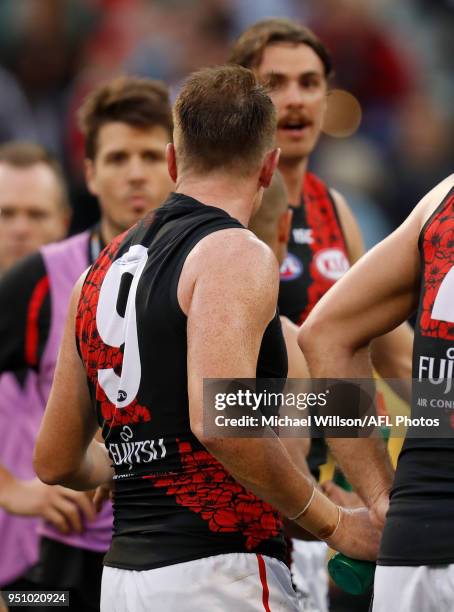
0;464;96;533
299;180;452;518
34;278;114;490
332;188;414;397
184;231;313;516
181;229;379;559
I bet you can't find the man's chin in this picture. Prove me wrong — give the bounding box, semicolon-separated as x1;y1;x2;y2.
276;140;316;163
278;149;312;164
11;246;31;260
117;214;144;232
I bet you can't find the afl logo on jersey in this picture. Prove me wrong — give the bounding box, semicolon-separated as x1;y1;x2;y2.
117;390;128;402
280;253;303;281
315;248;349;281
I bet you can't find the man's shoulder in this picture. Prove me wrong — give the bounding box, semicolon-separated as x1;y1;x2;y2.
193;227;277;274
41;230;90;259
40;231;91;287
304;171;328;190
0;250;47;294
419;174;454;224
179;226;279;315
303;172;348;223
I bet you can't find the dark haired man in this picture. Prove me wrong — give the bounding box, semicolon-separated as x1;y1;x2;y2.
35;65;379;612
231;20;412;610
0;77;173;611
230;17;412;384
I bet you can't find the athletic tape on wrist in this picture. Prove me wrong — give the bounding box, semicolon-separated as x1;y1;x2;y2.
288;486;316;521
291;487;340;540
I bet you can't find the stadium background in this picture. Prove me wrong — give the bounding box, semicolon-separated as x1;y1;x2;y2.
0;0;452;242
0;1;452;611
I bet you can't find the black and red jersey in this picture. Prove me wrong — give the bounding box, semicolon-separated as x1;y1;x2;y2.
76;193;288;571
278;172;349;325
278;172;349;481
380;186;454;566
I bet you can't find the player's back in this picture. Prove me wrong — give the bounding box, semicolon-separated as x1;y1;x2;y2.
76;193;288;572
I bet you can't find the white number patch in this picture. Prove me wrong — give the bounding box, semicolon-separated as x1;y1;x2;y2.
96;244;148;408
432;265;454;324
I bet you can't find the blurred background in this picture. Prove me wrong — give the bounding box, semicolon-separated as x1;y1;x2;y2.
0;2;452;611
0;0;452;244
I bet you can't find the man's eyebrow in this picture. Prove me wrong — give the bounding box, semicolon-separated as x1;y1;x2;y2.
261;70;323;79
261;70;286;78
104;148;127;156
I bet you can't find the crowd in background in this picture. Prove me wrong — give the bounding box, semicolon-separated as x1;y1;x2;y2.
0;0;452;242
0;4;451;612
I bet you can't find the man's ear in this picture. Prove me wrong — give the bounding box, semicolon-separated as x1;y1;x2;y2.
278;209;293;245
84;159;98;197
258;148;280;189
166;143;178;183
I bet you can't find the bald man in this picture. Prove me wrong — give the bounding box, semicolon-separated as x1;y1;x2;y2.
249;173;329;612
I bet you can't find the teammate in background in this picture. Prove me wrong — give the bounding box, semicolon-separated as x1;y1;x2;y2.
0;142;71;596
0;78;173;611
250;172;328;612
34;65;383;612
249;170;310;446
230;21;412;611
300;176;454;611
229;17;413;396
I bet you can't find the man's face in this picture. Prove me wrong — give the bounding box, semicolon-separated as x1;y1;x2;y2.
0;163;68;271
86;122;173;236
256;43;328;162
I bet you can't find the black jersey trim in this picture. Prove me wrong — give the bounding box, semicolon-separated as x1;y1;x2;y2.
378;556;454;567
103;544;286;572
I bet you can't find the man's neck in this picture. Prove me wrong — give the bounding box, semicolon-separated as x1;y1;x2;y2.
99;217;121;246
279;156;308;207
175;174;259;227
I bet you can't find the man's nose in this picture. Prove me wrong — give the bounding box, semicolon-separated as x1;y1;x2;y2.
284;81;306;108
127;157;147;183
9;213;32;238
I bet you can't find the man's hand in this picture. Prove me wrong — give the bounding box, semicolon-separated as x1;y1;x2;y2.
93;482;113;513
327;507;382;561
3;477;96;534
369;490;390;530
321;481;363;508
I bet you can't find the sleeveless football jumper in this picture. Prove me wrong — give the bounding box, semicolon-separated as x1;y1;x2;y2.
379;187;454;565
278;172;349;325
76;193;288;570
279;172;349;482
